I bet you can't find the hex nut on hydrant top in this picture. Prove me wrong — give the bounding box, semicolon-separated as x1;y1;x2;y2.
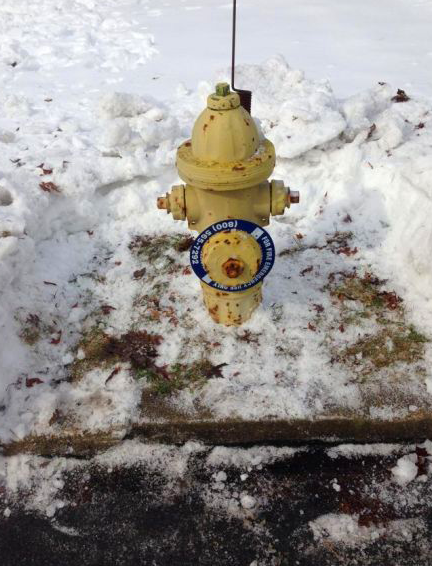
157;82;299;326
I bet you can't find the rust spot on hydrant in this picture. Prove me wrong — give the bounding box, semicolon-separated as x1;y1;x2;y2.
222;258;245;279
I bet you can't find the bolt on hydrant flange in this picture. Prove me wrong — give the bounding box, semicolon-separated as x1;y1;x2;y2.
157;82;299;326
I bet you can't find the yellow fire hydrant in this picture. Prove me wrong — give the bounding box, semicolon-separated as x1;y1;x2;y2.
157;82;299;326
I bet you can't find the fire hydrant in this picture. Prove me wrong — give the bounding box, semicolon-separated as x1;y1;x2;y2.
157;82;299;326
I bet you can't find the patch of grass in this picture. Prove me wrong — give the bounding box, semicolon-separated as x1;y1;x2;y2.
331;272;398;308
407;325;429;343
129;233;193;264
327;270;429;375
69;328;162;382
133;282;178;325
137;360;226;396
279;231;354;257
334;324;428;372
70;327;221;396
18;312;56;346
20;326;41;345
69;328;115;381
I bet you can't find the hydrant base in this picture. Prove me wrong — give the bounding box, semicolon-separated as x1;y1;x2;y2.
201;282;262;326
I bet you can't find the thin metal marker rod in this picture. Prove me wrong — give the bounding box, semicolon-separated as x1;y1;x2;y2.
231;0;237;90
231;0;252;114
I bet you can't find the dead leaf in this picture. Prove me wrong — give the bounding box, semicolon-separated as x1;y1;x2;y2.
50;331;62;345
25;377;44;387
337;246;358;256
101;304;116;315
366;123;376;140
133;268;147;279
40;181;60;193
105;366;121;385
300;266;313;276
392;89;410;103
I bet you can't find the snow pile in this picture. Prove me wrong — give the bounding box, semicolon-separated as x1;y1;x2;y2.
0;0;156;77
1;8;432;440
0;453;83;518
220;55;347;158
391;455;419;486
309;513;423;546
390;442;432;486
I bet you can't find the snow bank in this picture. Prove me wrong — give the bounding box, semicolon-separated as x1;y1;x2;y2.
1;37;432;439
219;55;347;159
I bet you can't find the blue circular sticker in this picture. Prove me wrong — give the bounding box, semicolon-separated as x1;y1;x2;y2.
190;219;275;292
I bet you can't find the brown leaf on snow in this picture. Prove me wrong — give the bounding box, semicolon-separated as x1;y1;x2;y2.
337;246;358;256
391;89;410;103
40;181;60;193
133;268;147;279
37;163;53;175
379;290;403;310
105;366;121;385
50;331;62;345
313;303;324;313
366;123;376;140
100;304;116;315
342;214;353;223
238;330;259;344
300;265;314;276
48;409;64;426
308;322;316;331
25;377;44;387
26;313;40;327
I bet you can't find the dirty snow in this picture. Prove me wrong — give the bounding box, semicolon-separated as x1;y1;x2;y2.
1;0;432;442
1;440;432;560
309;513;424;546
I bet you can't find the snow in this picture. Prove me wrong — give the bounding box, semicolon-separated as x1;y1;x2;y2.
206;446;301;469
1;0;432;441
309;513;423;546
240;494;256;509
391;454;420;486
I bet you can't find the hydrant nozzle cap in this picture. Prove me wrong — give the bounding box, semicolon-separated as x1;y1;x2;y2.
207;86;240;111
215;82;230;96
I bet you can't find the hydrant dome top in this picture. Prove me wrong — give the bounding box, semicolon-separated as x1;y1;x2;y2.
176;83;276;191
190;83;260;164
